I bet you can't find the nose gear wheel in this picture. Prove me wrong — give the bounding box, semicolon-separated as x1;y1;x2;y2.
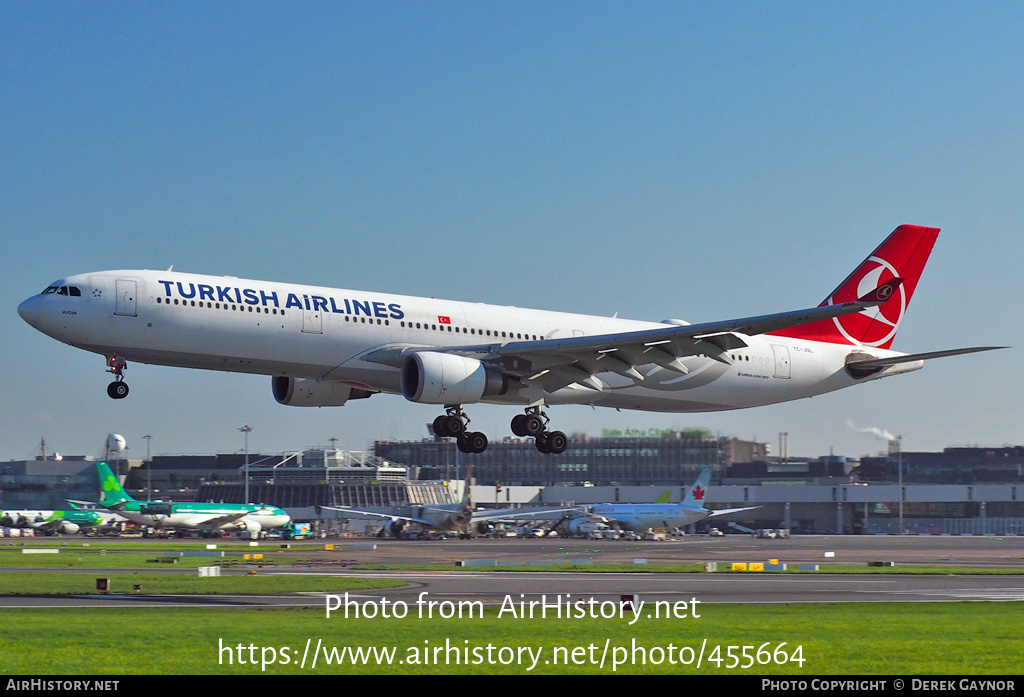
105;355;129;400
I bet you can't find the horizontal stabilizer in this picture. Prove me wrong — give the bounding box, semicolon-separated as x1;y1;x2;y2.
707;506;761;518
846;346;1006;376
850;346;1006;367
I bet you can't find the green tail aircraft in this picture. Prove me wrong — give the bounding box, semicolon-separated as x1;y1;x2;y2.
93;462;291;536
1;507;105;535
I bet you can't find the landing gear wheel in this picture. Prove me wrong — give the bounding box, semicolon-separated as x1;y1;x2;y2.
434;406;470;437
465;431;488;454
432;415;448;437
535;431;552;454
522;414;545;437
547;430;568;454
443;415;465;437
457;432;488;454
511;414;528;437
107;381;129;399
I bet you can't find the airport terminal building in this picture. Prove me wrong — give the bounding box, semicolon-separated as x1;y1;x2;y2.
372;431;767;487
3;434;1022;535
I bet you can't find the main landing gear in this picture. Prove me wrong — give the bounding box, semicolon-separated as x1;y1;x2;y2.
105;355;129;400
432;406;488;454
431;405;568;455
511;406;568;454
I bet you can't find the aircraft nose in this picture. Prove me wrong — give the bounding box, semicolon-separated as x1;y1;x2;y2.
17;295;41;328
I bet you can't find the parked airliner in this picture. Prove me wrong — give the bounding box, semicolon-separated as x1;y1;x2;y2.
18;225;1001;454
0;508;105;535
580;467;759;532
90;463;291;536
318;468;574;537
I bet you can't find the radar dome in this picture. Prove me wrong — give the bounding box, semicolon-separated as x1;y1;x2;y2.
106;434;126;453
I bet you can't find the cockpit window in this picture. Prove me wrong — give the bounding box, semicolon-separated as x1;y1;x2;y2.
41;285;80;297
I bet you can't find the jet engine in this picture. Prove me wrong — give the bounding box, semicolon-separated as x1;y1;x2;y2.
566;518;608;537
400;352;508;404
236;519;263;534
57;522;81;535
272;377;373;407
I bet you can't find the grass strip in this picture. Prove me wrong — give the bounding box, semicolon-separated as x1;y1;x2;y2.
0;602;1018;675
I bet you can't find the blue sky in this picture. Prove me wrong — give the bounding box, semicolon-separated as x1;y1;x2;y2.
2;2;1019;462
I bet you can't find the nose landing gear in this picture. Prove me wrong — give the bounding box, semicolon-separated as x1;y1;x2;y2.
105;355;129;399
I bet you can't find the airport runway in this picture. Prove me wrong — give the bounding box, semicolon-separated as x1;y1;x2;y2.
2;535;1021;608
312;533;1024;568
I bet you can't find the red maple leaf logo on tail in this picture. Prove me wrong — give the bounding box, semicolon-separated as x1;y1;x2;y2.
692;485;705;501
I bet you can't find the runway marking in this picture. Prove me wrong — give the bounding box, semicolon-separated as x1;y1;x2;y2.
858;588;1024;601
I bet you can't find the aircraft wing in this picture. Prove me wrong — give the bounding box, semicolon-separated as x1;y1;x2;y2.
470;507;580;523
585;511;627;526
316;505;435;526
364;280;903;393
178;512;251;528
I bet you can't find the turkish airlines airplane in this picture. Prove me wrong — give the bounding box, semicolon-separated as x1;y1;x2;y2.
18;225;1000;455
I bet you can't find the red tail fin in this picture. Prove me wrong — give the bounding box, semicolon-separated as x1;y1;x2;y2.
769;225;939;349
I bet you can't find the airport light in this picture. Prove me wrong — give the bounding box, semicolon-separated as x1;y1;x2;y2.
897;435;903;535
239;425;253;504
142;434;155;500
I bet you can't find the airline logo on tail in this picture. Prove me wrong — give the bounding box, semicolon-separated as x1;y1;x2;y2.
682;468;713;509
829;255;906;347
770;225;939;349
98;463;134;508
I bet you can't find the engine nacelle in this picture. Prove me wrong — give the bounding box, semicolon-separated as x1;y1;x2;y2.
236;519;263;533
57;522;81;534
567;518;607;536
401;352;508;404
273;377;372;407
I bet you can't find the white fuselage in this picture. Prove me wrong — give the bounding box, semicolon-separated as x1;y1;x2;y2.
112;505;291;532
18;269;921;413
590;503;711;530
